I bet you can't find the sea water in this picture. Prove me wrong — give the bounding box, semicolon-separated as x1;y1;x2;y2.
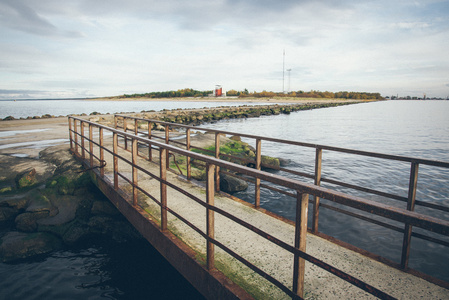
1;100;448;298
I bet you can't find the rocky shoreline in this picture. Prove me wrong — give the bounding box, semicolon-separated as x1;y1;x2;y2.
0;145;141;262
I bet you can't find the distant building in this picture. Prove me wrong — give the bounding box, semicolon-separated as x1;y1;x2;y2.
213;85;225;97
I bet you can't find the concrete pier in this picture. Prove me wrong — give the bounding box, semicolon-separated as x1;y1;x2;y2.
77;122;449;299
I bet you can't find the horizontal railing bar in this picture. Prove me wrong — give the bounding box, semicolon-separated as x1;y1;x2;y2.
279;167;315;180
115;114;449;169
320;203;404;233
411;231;449;248
220;170;297;199
70;116;449;237
415;200;449;213
322;177;408;202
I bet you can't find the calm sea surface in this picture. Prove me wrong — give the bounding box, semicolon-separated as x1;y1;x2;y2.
1;100;448;298
199;100;449;282
0;99;274;119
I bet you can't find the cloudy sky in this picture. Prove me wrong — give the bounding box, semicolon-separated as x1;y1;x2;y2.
1;0;448;99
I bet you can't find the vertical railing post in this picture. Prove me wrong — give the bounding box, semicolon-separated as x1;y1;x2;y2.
215;132;220;192
148;121;152;161
132;138;138;206
186;128;191;180
123;117;128;150
73;119;78;155
255;138;262;208
134;119;139;159
206;163;215;270
89;124;93;167
68;117;73;151
80;121;85;159
165;125;170;169
113;132;119;190
293;192;309;298
114;115;117;129
401;161;419;269
99;127;104;177
312;147;322;233
160;147;168;231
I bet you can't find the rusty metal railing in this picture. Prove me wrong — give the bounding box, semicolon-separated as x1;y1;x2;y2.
69;116;449;299
115;114;449;274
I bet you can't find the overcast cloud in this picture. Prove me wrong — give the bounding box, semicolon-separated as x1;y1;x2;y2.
1;0;448;99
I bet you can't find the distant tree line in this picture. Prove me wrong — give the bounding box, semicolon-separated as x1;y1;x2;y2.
119;88;383;100
227;89;384;100
120;88;212;98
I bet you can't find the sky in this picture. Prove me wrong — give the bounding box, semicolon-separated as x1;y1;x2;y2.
0;0;448;100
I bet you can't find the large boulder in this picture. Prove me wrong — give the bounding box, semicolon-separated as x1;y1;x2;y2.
261;155;280;170
15;211;49;232
37;195;83;227
220;173;248;193
0;231;62;262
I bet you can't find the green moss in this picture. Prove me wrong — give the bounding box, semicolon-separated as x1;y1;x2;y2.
261;155;280;169
18;176;34;188
45;173;93;196
0;186;13;194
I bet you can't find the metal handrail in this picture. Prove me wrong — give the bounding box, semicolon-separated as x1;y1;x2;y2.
114;114;449;272
69;116;449;298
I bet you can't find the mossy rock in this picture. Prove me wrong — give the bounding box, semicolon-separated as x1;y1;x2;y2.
0;185;13;194
15;168;37;189
261;155;280;170
26;193;54;213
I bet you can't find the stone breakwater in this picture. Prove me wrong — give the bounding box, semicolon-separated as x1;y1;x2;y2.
124;102;360;127
1;101;361;122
